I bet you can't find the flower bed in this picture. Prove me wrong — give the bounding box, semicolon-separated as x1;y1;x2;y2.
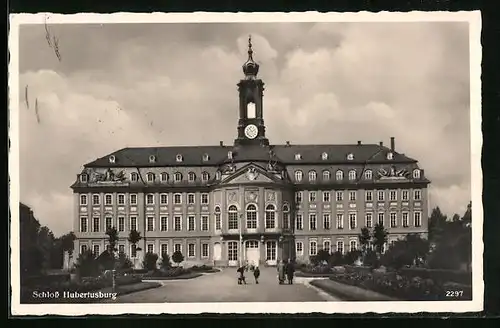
141;266;215;280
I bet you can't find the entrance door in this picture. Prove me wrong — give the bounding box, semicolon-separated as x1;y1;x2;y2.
265;240;277;266
245;240;260;266
227;241;238;267
213;242;221;261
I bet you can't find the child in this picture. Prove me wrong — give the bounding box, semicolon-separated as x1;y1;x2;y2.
237;265;247;285
253;266;260;284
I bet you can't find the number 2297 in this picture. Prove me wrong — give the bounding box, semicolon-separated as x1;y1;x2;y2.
446;290;464;297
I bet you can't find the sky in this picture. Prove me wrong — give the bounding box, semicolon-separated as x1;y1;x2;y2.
16;21;472;236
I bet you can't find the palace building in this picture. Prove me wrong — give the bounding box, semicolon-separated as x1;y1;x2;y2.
70;38;430;268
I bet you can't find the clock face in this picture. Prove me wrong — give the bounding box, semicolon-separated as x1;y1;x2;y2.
244;124;258;139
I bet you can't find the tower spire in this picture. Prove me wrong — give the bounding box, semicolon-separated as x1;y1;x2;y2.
247;34;253;60
242;34;259;78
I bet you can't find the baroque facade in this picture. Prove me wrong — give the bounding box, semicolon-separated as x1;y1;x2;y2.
70;38;430;267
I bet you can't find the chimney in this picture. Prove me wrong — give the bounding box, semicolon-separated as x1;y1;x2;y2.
219;141;224;147
390;137;395;151
357;140;362;146
286;141;291;147
379;141;384;147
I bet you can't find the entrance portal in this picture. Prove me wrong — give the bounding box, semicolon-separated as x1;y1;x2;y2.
245;240;260;266
227;241;238;267
265;240;277;266
213;242;221;261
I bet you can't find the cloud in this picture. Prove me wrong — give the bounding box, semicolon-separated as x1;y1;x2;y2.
16;22;472;236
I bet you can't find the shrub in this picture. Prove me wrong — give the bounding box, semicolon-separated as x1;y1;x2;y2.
160;253;171;270
142;252;159;271
74;250;99;277
172;251;184;267
398;268;472;285
116;253;134;270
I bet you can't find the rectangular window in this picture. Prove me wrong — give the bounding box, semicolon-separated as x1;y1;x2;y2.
283;212;289;230
93;245;100;257
309;213;317;230
336;191;343;202
349;191;356;201
336;213;344;229
147;244;154;254
309;240;317;256
118;245;125;254
215;211;221;230
378;190;385;201
414;211;422;227
350;240;358;252
296;241;303;255
390;212;397;228
323;191;330;202
402;190;409;201
295;191;303;203
174;193;182;204
130;216;137;231
365;213;373;228
80;217;88;232
146;194;154;205
130;194;137;205
202;243;209;258
188;243;195;258
414;189;422;200
161;244;168;256
188;193;195;204
105;217;113;230
92;194;100;205
118;216;125;232
188;216;195;231
161;216;168;231
295;214;303;230
323;213;331;230
378;212;384;226
336;241;344;254
323;240;331;253
147;216;155;231
174;243;182;253
93;217;100;232
174;216;182;231
131;244;137;258
349;213;357;229
201;193;209;204
117;194;125;205
365;191;373;202
309;191;316;203
105;194;113;205
160;194;168;205
389;190;397;201
402;212;409;227
201;215;209;231
80;194;87;205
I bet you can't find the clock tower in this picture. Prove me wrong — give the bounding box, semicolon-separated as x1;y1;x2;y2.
234;36;269;146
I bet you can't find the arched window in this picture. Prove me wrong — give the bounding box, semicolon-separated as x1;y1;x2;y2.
146;172;155;182
201;171;210;181
174;172;182;182
413;169;421;179
322;170;331;181
282;203;290;230
214;206;221;230
80;174;88;183
265;204;276;229
246;204;257;229
228;205;238;230
364;170;372;180
336;170;344;181
295;170;303;182
130;172;139;182
188;172;196;182
349;170;357;181
160;172;169;182
308;170;317;182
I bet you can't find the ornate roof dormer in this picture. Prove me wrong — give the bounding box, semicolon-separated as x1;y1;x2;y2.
242;35;260;78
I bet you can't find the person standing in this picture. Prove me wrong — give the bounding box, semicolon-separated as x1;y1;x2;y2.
286;259;295;284
277;259;286;284
253;265;260;284
237;265;247;285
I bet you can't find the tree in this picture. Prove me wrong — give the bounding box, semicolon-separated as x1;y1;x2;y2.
172;251;184;267
160;253;171;270
60;232;76;270
37;226;56;273
344;250;362;265
372;223;388;257
74;249;99;277
380;234;430;269
142;252;159;271
428;206;448;243
106;227;119;254
328;252;344;267
127;230;142;268
116;252;134;270
311;249;330;266
359;227;372;255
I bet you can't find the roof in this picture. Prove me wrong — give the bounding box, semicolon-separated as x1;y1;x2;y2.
84;143;418;168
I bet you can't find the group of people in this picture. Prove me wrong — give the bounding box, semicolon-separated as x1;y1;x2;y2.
236;259;295;285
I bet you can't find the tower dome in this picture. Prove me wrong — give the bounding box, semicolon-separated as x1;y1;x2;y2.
242;35;260;78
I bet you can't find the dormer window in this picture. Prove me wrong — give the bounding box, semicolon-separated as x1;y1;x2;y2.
203;153;210;162
364;170;373;180
202;171;210;181
413;169;421;179
216;171;222;180
109;155;116;163
322;170;331;181
321;152;328;160
295;153;302;160
176;154;183;162
130;172;139;182
188;172;196;182
80;174;88;183
174;172;183;182
348;170;357;181
227;151;233;160
347;153;354;161
336;170;344;181
387;152;394;160
149;155;156;163
146;172;155;182
160;172;169;182
308;170;317;182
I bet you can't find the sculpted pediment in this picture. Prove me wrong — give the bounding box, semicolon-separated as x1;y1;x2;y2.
221;164;280;185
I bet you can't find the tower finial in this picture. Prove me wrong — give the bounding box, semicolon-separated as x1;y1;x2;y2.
242;33;259;77
248;34;253;59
